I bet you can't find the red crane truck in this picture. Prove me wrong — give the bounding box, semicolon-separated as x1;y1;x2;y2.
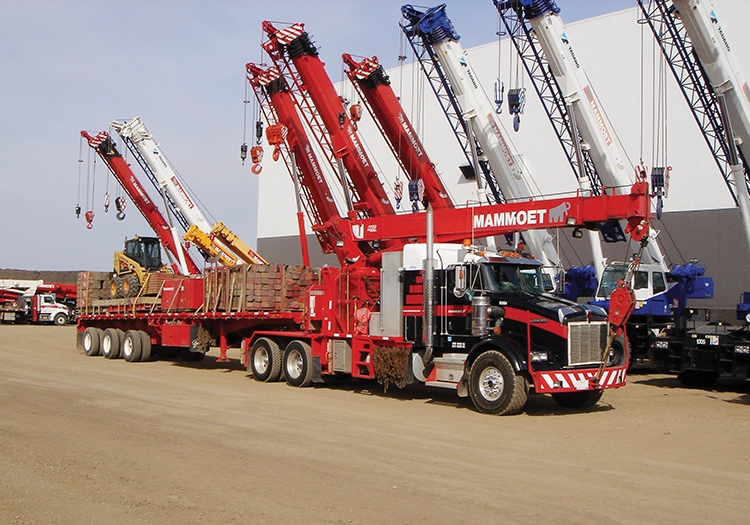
78;179;651;414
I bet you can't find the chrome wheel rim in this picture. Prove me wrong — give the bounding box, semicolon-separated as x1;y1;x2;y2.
254;347;269;374
287;349;303;379
479;366;504;401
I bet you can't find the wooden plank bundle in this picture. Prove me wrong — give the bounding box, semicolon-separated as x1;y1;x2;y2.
204;264;319;313
76;271;111;309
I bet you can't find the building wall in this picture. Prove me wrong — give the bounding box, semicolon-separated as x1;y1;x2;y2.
256;1;750;311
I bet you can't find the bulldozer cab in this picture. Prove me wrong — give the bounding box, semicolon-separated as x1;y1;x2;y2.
124;237;162;271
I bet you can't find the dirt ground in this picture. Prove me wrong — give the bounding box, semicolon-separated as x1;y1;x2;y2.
0;325;748;525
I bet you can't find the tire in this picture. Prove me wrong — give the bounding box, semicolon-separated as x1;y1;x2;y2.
123;274;140;298
82;327;102;357
551;389;604;409
122;330;142;362
283;340;313;387
468;350;528;415
250;337;283;382
53;313;68;326
110;276;124;299
608;334;627;367
139;331;152;361
101;328;122;359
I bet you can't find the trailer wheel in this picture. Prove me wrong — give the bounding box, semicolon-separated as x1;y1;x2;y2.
468;350;528;415
82;327;102;357
53;313;68;326
250;337;283;382
102;328;122;359
139;331;152;361
122;330;142;362
551;389;604;409
284;340;313;387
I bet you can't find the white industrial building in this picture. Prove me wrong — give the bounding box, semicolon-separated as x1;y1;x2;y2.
256;0;750;310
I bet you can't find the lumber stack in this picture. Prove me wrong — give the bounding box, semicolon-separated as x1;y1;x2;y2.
204;264;319;313
76;271;111;309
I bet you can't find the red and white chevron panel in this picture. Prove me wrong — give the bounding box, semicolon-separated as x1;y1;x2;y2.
533;368;627;393
87;131;108;148
353;57;379;80
275;23;305;45
256;66;281;86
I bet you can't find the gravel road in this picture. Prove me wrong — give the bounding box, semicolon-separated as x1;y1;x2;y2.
0;325;748;524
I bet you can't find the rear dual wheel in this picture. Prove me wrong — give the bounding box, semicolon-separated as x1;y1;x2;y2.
122;330;152;362
101;328;124;359
284;340;313;387
249;337;283;382
82;327;103;356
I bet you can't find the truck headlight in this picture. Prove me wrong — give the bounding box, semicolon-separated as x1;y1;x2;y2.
530;351;548;362
734;345;750;354
654;340;669;350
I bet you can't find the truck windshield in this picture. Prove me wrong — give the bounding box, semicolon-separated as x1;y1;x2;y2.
597;263;650;297
481;263;545;294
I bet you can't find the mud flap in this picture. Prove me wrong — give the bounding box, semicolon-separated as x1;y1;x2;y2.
312;356;323;384
190;325;212;354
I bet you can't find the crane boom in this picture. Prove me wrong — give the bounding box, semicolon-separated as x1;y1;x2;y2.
341;54;454;210
111;117;267;266
637;0;750;253
80;130;201;276
246;62;369;266
261;22;396;221
400;4;562;272
493;0;667;275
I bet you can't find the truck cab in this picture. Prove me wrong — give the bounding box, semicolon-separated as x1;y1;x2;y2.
15;293;70;325
394;244;626;414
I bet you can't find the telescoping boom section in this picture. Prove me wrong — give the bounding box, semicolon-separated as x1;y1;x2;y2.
80;130;201;276
110;116;267;267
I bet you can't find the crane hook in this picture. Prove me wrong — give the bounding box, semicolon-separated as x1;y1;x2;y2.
85;210;94;229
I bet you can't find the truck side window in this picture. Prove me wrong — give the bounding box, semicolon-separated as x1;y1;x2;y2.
652;272;667;294
634;271;648;290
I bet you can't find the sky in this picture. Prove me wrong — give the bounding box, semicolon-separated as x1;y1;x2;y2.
0;0;633;271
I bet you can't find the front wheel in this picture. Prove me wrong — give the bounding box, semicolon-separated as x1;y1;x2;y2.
468;351;528;415
53;313;68;326
284;340;313;387
551;389;603;409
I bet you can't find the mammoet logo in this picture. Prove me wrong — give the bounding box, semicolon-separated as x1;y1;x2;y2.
473;208;548;229
583;86;612;146
472;201;571;230
398;113;424;158
130;176;151;205
171;176;195;209
347;125;370;168
487;115;515;168
352;224;364;239
304;144;326;186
